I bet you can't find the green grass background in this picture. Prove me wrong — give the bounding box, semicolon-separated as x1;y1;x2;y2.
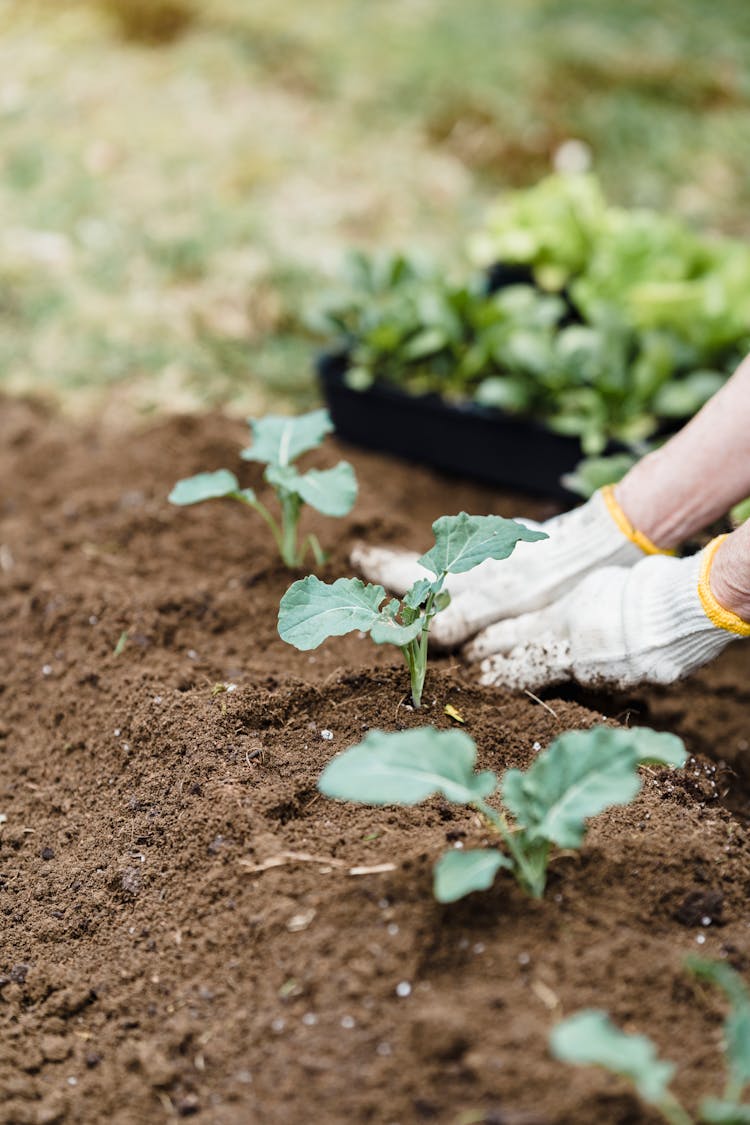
2;0;750;418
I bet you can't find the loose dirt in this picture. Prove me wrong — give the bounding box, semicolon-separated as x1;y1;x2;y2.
1;398;749;1125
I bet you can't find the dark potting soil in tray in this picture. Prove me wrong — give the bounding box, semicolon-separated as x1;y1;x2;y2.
1;397;749;1125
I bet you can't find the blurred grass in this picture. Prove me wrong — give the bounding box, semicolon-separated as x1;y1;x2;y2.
1;0;749;419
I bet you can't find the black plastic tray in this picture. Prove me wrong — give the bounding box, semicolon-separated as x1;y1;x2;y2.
318;354;590;501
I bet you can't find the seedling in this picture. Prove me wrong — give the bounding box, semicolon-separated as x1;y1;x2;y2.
318;724;686;899
277;512;547;707
169;409;357;568
550;957;750;1125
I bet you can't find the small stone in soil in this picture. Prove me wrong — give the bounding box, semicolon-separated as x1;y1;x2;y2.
321;729;333;741
120;867;142;896
287;909;315;932
396;981;411;998
41;847;55;860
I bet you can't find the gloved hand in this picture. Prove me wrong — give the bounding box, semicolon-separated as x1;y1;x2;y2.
351;487;668;649
465;535;750;691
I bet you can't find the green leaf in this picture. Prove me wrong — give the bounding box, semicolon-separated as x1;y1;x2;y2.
561;454;637;500
653;371;726;418
550;1010;676;1105
318;727;497;807
241;409;333;467
401;327;449;360
278;576;386;650
297;463;357;516
344;366;375;391
266;462;357;516
404;578;433;610
236;487;259;505
418;512;548;578
731;498;750;527
629;728;688;768
700;1099;750;1124
168;469;240;505
433;848;512;903
369;615;424;646
687;959;750;1092
433;590;451;612
473;376;530;412
502;727;686;848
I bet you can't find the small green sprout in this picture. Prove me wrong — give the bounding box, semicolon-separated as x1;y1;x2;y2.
551;958;750;1125
113;630;129;656
277;512;546;707
318;724;686;899
169;409;357;568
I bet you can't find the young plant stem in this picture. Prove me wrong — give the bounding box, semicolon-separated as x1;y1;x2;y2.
401;589;438;708
475;798;547;898
658;1096;693;1125
236;492;287;561
304;533;326;566
279;493;303;568
401;640;423;709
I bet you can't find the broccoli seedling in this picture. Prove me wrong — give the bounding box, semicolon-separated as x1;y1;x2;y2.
551;957;750;1125
277;512;546;708
169;409;357;568
318;724;686;899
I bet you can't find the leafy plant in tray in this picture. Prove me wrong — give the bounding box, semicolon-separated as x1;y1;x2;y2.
169;408;356;568
550;957;750;1125
314;171;750;461
277;512;547;707
318;724;686;900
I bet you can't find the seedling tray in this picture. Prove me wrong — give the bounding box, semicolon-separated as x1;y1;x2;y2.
318;353;590;500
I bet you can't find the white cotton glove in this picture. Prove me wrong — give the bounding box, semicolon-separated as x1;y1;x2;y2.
351;488;661;649
465;536;749;691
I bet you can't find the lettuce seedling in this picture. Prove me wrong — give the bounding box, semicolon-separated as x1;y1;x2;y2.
169;409;357;568
318;724;686;899
551;958;750;1125
277;512;547;707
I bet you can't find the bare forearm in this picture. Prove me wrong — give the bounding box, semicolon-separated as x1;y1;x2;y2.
616;357;750;548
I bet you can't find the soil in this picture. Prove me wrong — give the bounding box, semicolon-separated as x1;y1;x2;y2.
1;397;749;1125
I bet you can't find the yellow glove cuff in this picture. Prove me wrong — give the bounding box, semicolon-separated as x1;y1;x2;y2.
600;486;675;557
698;535;750;637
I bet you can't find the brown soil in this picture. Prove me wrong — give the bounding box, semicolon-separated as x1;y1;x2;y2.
1;397;749;1125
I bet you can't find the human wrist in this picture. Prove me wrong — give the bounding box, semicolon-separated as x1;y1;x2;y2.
600;485;675;556
613;471;687;551
707;532;750;629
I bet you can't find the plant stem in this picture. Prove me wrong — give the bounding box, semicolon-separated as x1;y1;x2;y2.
724;1070;745;1106
279;493;302;567
406;589;439;708
236;493;286;561
400;640;423;709
304;533;327;567
658;1096;693;1125
475;799;545;897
